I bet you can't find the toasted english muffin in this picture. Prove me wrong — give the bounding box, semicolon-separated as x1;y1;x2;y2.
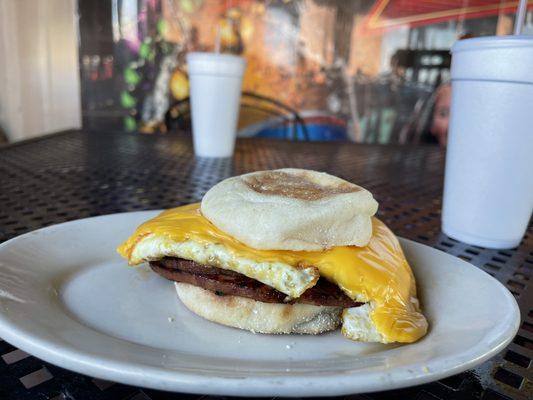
175;282;343;335
201;169;378;251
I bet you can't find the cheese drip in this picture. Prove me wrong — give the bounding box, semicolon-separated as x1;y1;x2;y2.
118;203;427;343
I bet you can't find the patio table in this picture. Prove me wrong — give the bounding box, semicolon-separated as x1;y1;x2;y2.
0;130;531;400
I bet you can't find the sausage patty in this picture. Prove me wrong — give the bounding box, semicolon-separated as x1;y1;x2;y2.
150;257;361;308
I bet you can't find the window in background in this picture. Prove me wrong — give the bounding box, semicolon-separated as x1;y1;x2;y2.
0;0;81;143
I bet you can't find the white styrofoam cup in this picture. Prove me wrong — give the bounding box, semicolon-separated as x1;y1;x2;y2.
442;36;533;249
187;53;246;157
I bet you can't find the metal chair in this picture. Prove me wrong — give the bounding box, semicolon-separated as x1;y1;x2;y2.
164;91;309;141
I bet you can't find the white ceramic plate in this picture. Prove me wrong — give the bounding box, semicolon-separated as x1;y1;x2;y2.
0;211;520;397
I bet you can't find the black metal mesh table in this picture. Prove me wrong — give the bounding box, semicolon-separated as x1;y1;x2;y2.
0;130;531;400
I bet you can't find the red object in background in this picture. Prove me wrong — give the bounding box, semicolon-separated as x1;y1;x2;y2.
360;0;533;33
101;56;114;80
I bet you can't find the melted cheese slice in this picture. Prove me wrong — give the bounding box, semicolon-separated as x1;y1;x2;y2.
117;203;428;343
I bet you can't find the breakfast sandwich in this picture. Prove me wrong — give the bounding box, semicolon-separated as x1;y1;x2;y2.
117;169;428;343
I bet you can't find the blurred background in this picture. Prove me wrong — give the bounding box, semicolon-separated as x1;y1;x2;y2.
1;0;532;146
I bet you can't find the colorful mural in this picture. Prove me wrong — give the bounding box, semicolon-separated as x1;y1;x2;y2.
78;0;533;144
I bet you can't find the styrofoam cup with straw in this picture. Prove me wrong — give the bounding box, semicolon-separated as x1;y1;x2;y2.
442;7;533;249
187;32;246;157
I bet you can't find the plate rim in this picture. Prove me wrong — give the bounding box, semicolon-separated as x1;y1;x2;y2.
0;212;521;397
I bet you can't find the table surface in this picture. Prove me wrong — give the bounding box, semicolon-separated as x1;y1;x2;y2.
0;130;531;400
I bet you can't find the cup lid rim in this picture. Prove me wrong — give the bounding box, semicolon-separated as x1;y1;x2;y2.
186;52;245;64
452;35;533;53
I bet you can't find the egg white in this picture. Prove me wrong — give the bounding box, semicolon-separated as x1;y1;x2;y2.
342;303;386;343
130;233;319;298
